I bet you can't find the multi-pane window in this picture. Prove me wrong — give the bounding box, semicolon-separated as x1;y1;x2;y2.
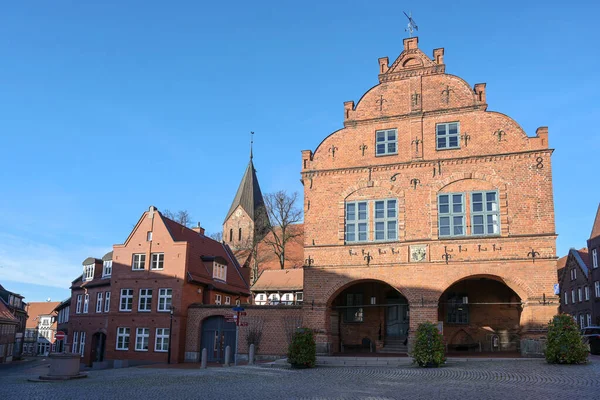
96;292;103;313
116;327;130;350
76;295;82;314
102;260;112;277
571;289;576;304
447;295;469;324
135;328;149;351
344;293;364;323
564;292;568;305
213;263;227;281
138;289;152;312
375;129;397;156
158;289;172;312
132;254;146;270
79;332;86;357
224;296;231;305
587;313;592;327
72;332;79;353
571;268;577;281
215;294;222;305
296;292;304;303
438;194;465;236
345;201;368;242
151;253;164;270
578;288;583;302
83;264;94;281
83;294;89;313
436;122;460;149
104;292;111;312
374;200;397;241
155;328;169;352
580;314;585;329
593;249;598;269
585;286;590;301
471;192;500;235
595;281;600;298
120;289;134;312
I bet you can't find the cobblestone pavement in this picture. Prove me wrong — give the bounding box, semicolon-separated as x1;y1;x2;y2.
1;358;600;400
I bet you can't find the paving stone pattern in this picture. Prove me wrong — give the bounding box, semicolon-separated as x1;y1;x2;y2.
1;359;600;400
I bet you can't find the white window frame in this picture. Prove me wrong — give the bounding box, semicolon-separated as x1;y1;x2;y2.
213;262;227;281
157;288;172;312
132;254;146;271
135;328;149;351
120;289;134;312
138;289;152;312
79;332;86;357
296;292;303;303
470;191;500;236
580;314;585;329
587;313;592;327
83;264;94;281
76;295;82;314
375;129;397;156
578;287;583;302
116;327;130;350
215;294;222;305
281;293;294;305
83;294;89;313
585;286;590;301
224;296;231;305
345;201;368;243
564;291;568;305
155;328;169;352
374;199;397;241
147;231;153;241
102;260;112;277
96;292;103;313
254;293;267;305
104;291;111;312
72;331;79;353
571;289;576;303
595;281;600;298
151;253;164;270
593;248;598;269
438;193;465;237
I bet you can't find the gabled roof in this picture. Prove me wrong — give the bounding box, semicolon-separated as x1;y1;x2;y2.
25;301;60;329
251;269;304;292
590;203;600;240
0;301;18;324
224;159;267;224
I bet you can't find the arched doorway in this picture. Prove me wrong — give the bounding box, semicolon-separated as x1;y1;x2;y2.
200;316;236;363
438;276;522;353
328;280;409;354
90;332;106;365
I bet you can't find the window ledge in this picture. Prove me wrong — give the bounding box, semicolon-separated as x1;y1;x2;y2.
436;147;461;151
375;153;398;157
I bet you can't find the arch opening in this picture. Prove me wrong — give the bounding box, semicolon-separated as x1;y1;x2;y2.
438;276;522;353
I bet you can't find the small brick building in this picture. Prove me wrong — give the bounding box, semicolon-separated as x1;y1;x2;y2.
300;37;558;354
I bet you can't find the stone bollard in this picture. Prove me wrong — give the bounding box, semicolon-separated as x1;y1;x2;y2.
224;346;231;367
249;344;255;365
201;348;207;369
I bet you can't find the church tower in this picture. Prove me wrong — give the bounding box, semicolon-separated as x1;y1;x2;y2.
223;150;269;252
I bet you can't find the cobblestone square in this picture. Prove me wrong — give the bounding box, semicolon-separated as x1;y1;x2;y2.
1;357;599;400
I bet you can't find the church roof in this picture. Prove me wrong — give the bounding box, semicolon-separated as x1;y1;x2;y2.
590;203;600;240
224;159;267;224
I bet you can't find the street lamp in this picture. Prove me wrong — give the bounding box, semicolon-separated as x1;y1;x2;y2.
167;305;174;364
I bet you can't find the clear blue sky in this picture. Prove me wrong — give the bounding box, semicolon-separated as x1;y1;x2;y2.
1;1;598;302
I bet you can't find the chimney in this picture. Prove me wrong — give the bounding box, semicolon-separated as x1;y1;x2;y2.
192;222;205;235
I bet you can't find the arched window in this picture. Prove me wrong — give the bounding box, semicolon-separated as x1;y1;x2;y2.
238;228;242;241
229;229;233;242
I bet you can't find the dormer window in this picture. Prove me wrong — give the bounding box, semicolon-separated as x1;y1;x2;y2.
83;264;94;281
213;262;227;281
102;260;112;277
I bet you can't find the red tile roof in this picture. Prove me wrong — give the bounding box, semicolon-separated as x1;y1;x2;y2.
251;269;304;291
591;204;600;240
576;248;589;267
0;301;18;324
25;302;59;329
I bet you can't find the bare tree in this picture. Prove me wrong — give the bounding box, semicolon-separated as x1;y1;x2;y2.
209;231;223;242
245;316;265;351
162;209;192;227
283;315;304;346
263;191;303;269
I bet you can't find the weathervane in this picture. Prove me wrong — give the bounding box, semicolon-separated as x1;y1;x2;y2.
403;11;418;38
250;131;254;159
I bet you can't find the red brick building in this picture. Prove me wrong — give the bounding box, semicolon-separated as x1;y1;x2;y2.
558;248;591;328
300;37;558;354
0;301;19;363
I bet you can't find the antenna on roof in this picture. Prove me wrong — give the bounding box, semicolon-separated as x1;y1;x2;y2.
403;11;418;38
46;297;51;302
250;131;254;160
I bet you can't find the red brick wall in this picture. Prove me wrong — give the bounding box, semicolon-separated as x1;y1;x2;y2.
223;206;255;251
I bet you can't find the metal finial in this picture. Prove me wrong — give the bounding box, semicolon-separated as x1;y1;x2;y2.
403;11;418;38
250;131;254;160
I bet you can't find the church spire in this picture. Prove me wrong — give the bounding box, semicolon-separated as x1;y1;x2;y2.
250;131;254;160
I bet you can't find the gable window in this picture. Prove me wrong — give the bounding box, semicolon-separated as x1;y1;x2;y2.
213;262;227;281
345;201;368;242
132;254;146;271
102;260;112;277
76;295;82;314
436;122;460;149
155;328;169;352
571;289;576;304
215;294;222;305
593;249;598;269
138;289;152;312
120;289;133;312
471;192;499;235
447;295;469;324
96;292;103;313
83;264;94;281
375;129;397;156
135;328;149;351
150;253;164;270
116;327;130;350
147;231;153;241
585;286;590;301
438;194;465;237
83;294;89;313
157;288;172;312
104;292;111;312
571;268;577;281
374;200;397;241
344;293;364;323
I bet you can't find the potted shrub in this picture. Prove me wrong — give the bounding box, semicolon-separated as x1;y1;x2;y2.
287;328;316;368
545;314;588;364
411;322;446;367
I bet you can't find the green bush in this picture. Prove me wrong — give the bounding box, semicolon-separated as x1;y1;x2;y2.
287;328;316;368
411;322;446;367
545;314;588;364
